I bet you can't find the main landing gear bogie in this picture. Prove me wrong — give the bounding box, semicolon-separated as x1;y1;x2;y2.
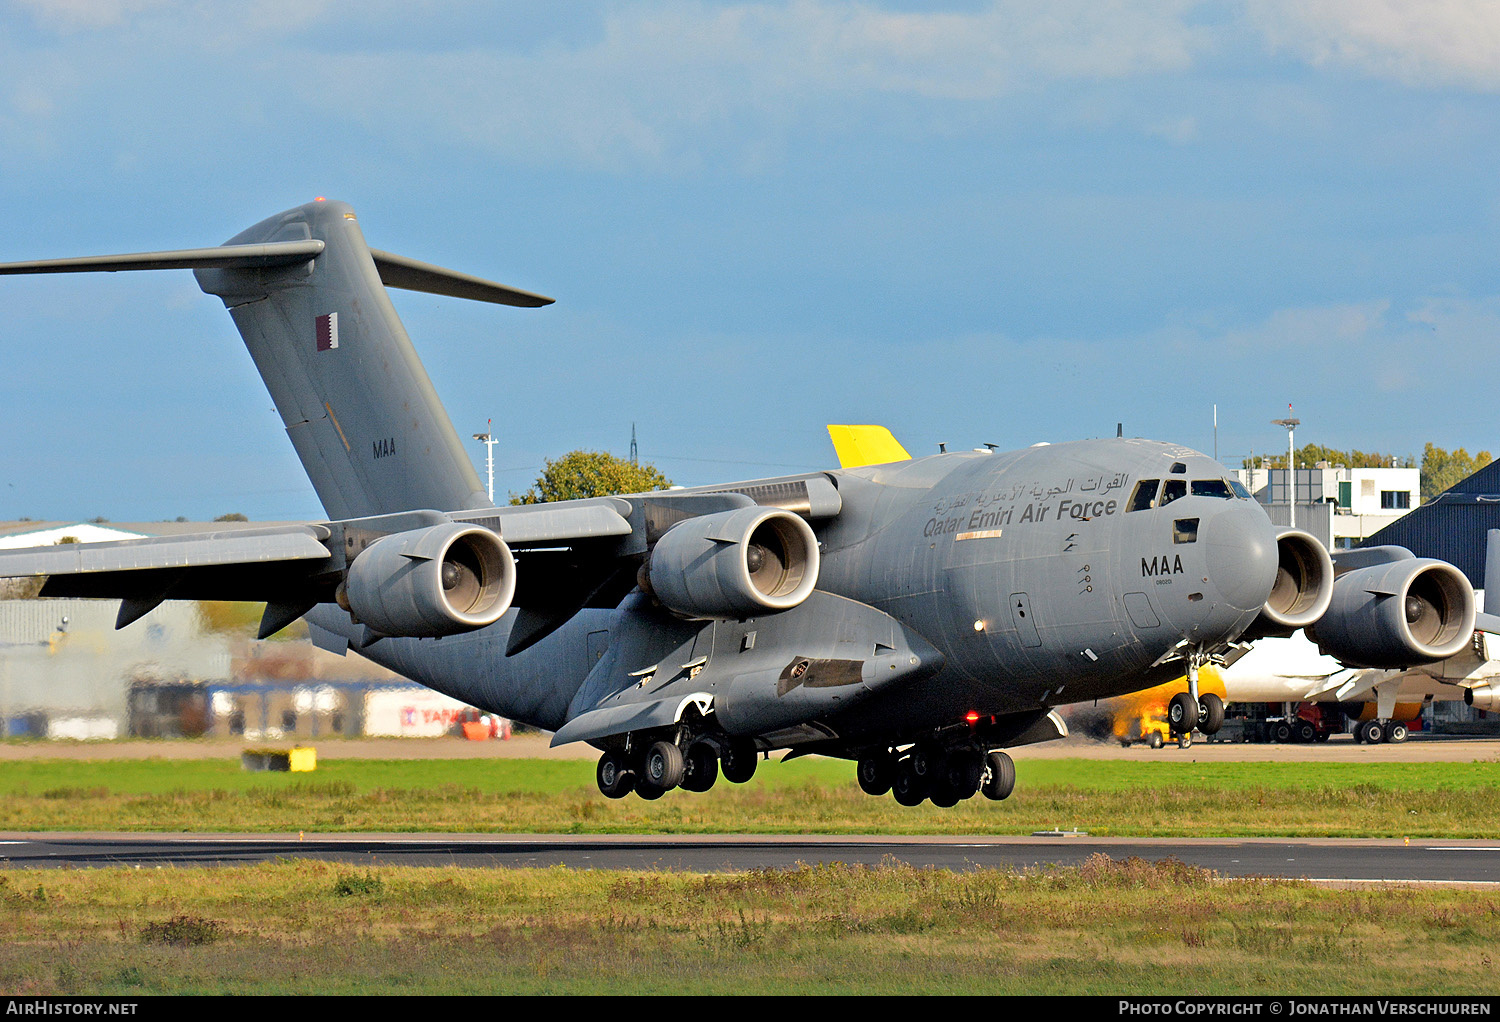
595;734;760;800
867;745;1016;808
1352;719;1409;745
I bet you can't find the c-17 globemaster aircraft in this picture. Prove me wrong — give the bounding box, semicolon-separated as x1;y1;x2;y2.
0;199;1489;806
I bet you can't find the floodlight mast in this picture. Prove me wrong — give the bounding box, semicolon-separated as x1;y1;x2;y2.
472;420;498;503
1271;408;1299;530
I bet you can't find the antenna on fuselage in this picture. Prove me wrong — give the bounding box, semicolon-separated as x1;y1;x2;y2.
1116;423;1123;438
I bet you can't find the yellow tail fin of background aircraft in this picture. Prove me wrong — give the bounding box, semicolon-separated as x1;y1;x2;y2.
827;425;912;469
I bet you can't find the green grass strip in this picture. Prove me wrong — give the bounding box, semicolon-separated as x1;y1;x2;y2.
0;756;1498;837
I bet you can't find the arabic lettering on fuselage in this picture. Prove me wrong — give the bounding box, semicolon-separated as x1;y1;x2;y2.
923;473;1129;538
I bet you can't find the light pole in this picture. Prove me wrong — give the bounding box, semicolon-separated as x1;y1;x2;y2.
1272;407;1299;530
472;420;498;503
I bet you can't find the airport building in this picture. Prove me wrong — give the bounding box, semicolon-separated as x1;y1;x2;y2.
1234;465;1420;550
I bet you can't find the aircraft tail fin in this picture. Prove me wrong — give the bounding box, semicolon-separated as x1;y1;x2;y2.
0;199;553;521
827;424;912;469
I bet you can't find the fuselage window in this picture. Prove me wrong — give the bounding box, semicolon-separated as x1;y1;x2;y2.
1190;479;1233;499
1127;479;1160;512
1160;479;1187;506
1173;518;1199;544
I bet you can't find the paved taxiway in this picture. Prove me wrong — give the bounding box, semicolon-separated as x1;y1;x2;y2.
2;833;1496;884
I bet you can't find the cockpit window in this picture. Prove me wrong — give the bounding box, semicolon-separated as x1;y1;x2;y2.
1127;479;1159;512
1169;462;1187;474
1160;479;1187;506
1229;479;1252;499
1190;479;1233;499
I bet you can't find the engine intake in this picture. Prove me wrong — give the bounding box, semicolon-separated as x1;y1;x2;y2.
647;507;819;619
1244;529;1333;638
344;523;516;637
1312;558;1475;669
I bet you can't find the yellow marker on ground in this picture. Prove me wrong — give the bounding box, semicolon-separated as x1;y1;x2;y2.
827;425;911;469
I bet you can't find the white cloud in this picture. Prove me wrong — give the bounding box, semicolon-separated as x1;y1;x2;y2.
1249;0;1500;90
0;2;1214;172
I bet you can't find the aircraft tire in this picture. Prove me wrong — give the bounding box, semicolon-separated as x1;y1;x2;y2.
929;783;960;809
1384;721;1408;744
943;750;984;798
857;754;895;796
892;760;927;807
635;780;666;801
981;751;1015;801
644;741;686;790
682;742;719;792
1167;693;1199;734
1198;694;1225;735
720;739;758;784
596;752;635;799
1358;720;1385;745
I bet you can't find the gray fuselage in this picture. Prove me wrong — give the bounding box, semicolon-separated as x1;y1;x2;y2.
332;436;1281;747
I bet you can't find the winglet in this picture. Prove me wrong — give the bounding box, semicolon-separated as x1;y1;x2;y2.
827;425;911;469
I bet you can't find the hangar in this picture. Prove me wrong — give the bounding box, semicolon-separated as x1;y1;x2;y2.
1360;460;1500;588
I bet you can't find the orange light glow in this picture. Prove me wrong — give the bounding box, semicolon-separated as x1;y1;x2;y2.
965;711;980;723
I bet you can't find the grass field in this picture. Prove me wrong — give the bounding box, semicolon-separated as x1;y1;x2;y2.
1;755;1498;837
4;754;1496;995
1;856;1496;995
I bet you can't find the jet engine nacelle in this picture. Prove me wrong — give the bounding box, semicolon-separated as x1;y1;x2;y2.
1312;559;1475;669
344;523;516;637
1243;529;1334;639
647;507;819;619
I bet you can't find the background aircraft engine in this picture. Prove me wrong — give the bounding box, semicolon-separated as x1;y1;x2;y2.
1245;529;1334;638
1466;684;1500;713
647;507;819;619
344;523;516;637
1311;559;1475;669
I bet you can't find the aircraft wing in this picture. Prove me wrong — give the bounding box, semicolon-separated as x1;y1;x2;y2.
0;524;338;632
0;484;833;646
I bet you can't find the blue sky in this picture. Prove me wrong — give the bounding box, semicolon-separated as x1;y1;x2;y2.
1;0;1497;521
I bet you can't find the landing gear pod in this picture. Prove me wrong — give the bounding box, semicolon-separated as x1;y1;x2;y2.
345;523;516;637
1245;529;1333;639
1312;559;1475;669
647;507;819;619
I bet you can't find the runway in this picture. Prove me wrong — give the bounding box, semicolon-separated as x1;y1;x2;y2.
2;832;1497;884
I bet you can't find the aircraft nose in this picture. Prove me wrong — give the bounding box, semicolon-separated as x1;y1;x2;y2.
1200;504;1279;613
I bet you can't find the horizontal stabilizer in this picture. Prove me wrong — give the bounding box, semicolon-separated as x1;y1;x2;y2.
0;241;325;275
370;249;554;307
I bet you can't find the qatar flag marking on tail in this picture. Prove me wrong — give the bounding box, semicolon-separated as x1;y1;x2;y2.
316;312;339;351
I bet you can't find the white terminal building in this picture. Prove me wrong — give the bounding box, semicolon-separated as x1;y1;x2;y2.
1234;464;1420;550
